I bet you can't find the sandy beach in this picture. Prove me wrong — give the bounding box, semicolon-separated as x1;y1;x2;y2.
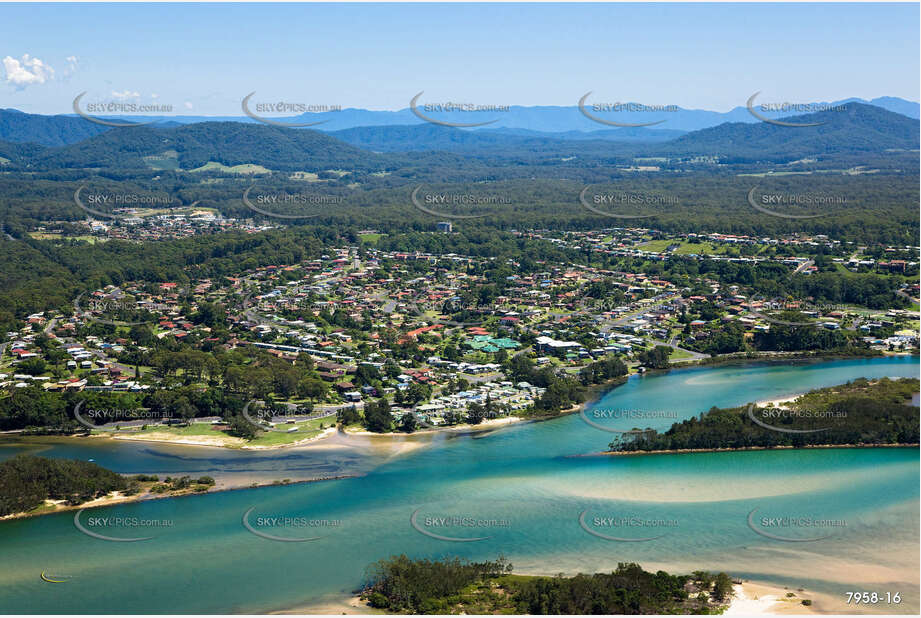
726;581;820;615
754;393;807;408
271;596;376;615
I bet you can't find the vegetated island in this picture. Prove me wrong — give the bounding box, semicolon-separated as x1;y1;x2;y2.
0;454;215;519
605;377;919;454
0;454;346;520
352;554;812;615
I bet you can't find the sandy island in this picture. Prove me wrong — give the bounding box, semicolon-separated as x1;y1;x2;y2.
106;426;340;450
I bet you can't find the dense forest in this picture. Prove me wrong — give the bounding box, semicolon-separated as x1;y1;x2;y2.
0;454;127;516
608;377;919;452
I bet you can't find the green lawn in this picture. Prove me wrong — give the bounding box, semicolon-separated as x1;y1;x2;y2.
101;416;333;447
245;416;332;446
668;347;695;360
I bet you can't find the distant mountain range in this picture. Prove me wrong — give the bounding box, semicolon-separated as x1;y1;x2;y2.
2;96;918;147
0;102;916;170
327;124;685;154
648;102;920;161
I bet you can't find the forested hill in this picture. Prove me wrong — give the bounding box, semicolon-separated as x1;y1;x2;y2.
28;122;391;171
0;108;110;147
655;102;920;161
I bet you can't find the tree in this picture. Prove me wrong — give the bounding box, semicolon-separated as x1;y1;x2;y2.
18;358;46;376
399;412;418;433
337;405;361;426
638;346;671;369
364;398;393;433
711;573;733;602
228;415;257;440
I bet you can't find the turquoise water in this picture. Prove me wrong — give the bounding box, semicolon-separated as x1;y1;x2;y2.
1;356;918;614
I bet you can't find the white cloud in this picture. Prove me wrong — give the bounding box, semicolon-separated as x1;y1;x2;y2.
1;54;55;88
112;90;141;100
184;101;194;110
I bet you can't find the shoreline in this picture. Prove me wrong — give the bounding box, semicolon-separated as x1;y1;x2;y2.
274;578;820;615
726;581;820;615
0;473;358;522
343;414;524;437
7;353;911;452
599;442;920;457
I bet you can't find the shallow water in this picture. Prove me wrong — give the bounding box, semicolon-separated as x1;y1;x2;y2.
1;356;918;614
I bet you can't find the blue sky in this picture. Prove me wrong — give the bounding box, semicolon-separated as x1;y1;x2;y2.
1;2;918;115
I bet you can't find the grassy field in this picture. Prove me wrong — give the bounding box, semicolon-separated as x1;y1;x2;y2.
190;161;272;175
668;347;695;360
639;239;727;255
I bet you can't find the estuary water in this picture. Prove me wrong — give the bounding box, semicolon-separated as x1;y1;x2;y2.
0;356;917;614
